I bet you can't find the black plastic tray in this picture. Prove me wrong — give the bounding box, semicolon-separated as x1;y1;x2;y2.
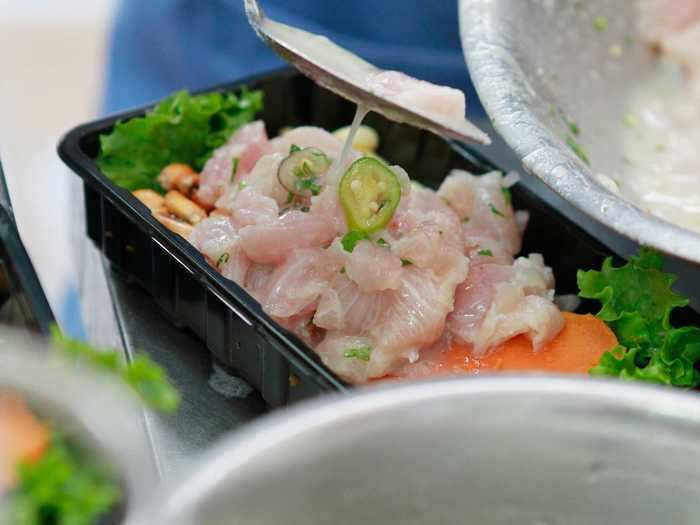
0;160;54;334
59;68;627;407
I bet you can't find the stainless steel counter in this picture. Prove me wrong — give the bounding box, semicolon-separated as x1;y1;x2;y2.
78;237;266;480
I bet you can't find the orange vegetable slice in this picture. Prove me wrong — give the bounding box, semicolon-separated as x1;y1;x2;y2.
444;312;617;375
0;392;49;491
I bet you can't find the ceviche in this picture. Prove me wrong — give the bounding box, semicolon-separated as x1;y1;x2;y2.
97;83;700;388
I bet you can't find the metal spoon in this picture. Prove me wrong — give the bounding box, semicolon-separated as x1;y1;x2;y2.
244;0;490;145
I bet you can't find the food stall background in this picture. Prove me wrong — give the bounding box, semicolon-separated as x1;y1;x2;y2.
0;0;117;336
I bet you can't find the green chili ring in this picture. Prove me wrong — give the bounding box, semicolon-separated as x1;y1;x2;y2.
339;157;402;234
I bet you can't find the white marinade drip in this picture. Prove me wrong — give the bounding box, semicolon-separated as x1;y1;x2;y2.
328;104;369;184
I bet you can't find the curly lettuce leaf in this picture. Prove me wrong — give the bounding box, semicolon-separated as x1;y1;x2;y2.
9;435;120;525
580;248;700;387
97;88;263;191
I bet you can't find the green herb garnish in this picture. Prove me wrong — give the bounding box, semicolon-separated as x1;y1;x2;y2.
9;435;121;525
216;253;230;268
290;144;302;154
623;113;638;128
593;15;608;32
579;248;700;386
488;203;504;217
500;186;512;206
230;157;240;182
566;136;591;166
477;249;494;257
341;231;369;252
50;326;180;413
401;259;413;266
561;113;581;137
97;88;262;191
296;178;321;196
343;346;372;361
376;238;389;247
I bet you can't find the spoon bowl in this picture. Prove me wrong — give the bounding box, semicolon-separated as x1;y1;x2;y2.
243;0;490;145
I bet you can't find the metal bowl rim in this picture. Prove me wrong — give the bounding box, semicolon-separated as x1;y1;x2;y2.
458;0;700;263
153;375;700;520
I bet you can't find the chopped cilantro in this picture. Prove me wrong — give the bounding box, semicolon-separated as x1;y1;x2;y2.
566;136;590;166
593;15;608;32
296;178;321;196
290;144;302;154
230;157;239;182
488;203;504;217
216;252;230;267
343;346;372;361
376;238;389;247
501;186;512;206
478;249;494;257
401;259;413;266
341;231;369;252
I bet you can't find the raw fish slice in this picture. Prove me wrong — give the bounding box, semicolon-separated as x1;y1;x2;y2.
196;121;268;206
258;248;344;318
275;312;322;347
189;215;238;259
244;263;275;298
371;264;468;358
216;152;288;209
189;215;252;284
314;274;393;332
366;70;466;121
391;185;463;245
310;185;347;235
438;170;521;258
316;262;467;383
388;184;467;275
238;210;336;264
268;126;347;158
229;187;279;228
315;334;375;383
448;255;561;354
345;240;402;292
391;219;465;275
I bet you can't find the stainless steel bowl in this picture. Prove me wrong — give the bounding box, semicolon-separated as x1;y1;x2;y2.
459;0;700;264
0;330;157;522
138;377;700;525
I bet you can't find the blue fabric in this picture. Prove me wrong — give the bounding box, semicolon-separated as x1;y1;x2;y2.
58;285;86;340
103;0;484;117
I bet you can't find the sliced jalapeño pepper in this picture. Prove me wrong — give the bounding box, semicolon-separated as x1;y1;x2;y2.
277;147;331;197
339;157;401;234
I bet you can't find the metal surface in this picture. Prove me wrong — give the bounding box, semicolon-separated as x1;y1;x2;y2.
136;377;700;525
0;332;157;521
460;0;700;264
71;176;266;481
244;0;490;145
